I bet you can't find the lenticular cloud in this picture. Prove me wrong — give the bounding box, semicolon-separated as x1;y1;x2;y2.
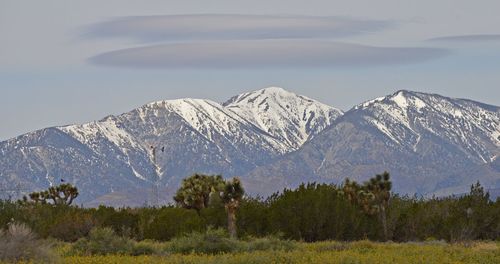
89;40;449;69
84;14;395;42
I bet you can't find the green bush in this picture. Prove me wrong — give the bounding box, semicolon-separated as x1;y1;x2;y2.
1;180;499;244
350;240;376;253
168;229;295;255
130;241;156;256
94;206;139;238
71;227;134;255
139;207;205;241
168;228;240;254
0;223;57;263
49;211;95;242
71;227;159;256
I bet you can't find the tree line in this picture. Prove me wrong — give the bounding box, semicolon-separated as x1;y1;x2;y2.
1;172;499;242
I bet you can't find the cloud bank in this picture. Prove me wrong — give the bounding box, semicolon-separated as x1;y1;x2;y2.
89;40;448;69
85;14;395;42
428;34;500;42
86;14;448;69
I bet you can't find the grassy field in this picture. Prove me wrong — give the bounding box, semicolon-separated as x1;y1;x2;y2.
54;240;499;264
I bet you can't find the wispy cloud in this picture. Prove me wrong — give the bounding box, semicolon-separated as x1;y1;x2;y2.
84;14;396;42
86;14;448;69
427;34;500;42
89;40;448;69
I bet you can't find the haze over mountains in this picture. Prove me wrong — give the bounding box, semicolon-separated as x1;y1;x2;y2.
0;87;498;206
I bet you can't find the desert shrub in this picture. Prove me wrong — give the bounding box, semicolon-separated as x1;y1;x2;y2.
245;236;296;252
266;183;371;242
94;206;139;238
350;240;376;253
0;201;19;229
130;241;156;256
237;197;269;237
71;227;158;256
168;228;240;254
48;211;95;242
200;203;226;230
0;223;57;263
71;227;134;255
2;181;500;244
139;207;205;241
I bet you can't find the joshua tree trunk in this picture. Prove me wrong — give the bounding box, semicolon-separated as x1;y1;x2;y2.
380;205;388;241
226;204;237;239
221;177;244;240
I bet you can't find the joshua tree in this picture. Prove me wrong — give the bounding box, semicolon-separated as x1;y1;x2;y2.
174;174;245;238
173;174;224;214
24;183;79;205
342;172;392;241
220;177;244;239
366;172;392;241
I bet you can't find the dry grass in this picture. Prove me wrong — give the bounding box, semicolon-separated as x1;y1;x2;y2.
0;223;57;263
54;240;500;264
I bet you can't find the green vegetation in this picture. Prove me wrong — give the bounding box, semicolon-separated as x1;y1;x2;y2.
174;175;245;238
168;228;295;254
0;177;500;245
1;175;499;243
72;227;138;256
23;183;79;205
1;173;499;263
45;240;500;263
174;174;225;214
220;178;245;239
343;171;392;240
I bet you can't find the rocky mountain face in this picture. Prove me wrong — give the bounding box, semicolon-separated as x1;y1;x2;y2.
223;87;340;149
244;90;500;198
1;88;498;205
0;87;342;206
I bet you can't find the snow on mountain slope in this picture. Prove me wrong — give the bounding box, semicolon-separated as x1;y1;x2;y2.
354;90;500;163
4;87;497;205
0;87;341;204
59;116;151;180
243;90;500;198
223;87;343;149
137;98;289;153
60;116;144;153
57;88;337;175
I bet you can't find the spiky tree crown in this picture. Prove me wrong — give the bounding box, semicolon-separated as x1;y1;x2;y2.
26;183;79;205
173;174;224;211
221;178;244;205
342;172;392;215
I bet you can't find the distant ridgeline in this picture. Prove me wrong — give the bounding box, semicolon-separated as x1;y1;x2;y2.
0;87;499;205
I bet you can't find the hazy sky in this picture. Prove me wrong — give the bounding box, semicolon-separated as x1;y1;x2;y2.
1;0;500;140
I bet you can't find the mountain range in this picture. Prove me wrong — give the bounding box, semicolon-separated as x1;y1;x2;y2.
0;87;498;206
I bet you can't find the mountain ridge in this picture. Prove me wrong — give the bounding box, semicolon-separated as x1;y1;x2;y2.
0;87;341;205
1;87;499;205
242;89;499;198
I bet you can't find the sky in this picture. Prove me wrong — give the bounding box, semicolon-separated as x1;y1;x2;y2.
1;0;500;141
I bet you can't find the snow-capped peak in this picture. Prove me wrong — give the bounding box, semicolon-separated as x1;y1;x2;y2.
51;87;343;187
132;97;272;149
147;98;235;129
355;90;425;111
354;90;500;162
224;87;343;148
133;87;343;151
223;86;300;106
